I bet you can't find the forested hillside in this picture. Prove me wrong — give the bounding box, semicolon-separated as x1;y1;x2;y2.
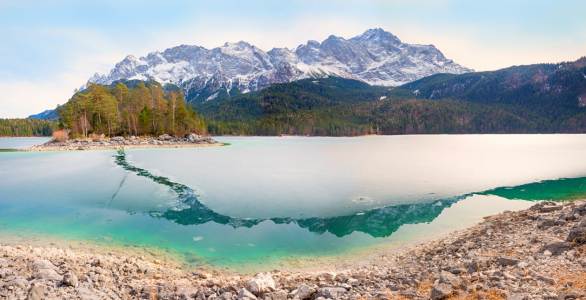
396;57;586;109
0;119;58;137
57;80;206;138
192;58;586;136
196;77;391;135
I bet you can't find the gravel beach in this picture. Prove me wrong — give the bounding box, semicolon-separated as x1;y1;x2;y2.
2;200;586;299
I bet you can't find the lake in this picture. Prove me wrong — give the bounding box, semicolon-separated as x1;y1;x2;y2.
1;135;586;274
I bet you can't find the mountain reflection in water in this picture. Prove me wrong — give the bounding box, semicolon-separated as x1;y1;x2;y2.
114;150;469;238
115;150;586;240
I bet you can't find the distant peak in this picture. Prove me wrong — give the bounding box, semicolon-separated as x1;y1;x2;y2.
268;47;292;53
365;28;385;33
307;40;320;47
351;28;401;44
223;41;251;47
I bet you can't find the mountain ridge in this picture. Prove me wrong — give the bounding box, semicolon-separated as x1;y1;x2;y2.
86;28;473;103
193;56;586;136
28;109;58;121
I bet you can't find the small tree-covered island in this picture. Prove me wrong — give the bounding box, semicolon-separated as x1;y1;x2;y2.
58;80;206;138
25;80;221;151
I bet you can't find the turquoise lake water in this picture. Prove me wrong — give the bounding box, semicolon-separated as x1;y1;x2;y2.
1;135;586;273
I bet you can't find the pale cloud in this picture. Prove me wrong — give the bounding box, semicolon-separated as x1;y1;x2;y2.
0;27;140;119
0;79;74;118
392;25;586;71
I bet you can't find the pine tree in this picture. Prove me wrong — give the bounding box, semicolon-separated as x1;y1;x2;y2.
112;83;131;130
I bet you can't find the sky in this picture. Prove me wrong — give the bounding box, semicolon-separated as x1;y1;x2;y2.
0;0;585;118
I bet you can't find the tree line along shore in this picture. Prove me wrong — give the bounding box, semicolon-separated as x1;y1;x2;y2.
2;199;586;299
0;118;58;137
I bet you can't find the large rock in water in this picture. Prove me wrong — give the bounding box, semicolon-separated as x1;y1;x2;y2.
246;273;275;296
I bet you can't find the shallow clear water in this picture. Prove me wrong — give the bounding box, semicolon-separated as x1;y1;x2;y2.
1;135;586;273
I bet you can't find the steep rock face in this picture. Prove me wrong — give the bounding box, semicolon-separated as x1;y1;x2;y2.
86;28;473;102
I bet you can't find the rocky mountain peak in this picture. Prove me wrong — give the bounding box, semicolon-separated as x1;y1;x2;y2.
85;28;473;102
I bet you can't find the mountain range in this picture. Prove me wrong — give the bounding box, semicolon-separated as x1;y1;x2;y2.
28;56;586;136
85;28;473;103
194;56;586;136
26;30;586;137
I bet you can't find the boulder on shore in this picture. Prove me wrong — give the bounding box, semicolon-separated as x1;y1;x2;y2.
246;273;275;296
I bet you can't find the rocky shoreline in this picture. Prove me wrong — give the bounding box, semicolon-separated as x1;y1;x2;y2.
3;200;586;299
23;134;222;152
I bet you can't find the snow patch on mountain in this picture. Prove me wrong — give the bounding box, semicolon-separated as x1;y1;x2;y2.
206;92;219;102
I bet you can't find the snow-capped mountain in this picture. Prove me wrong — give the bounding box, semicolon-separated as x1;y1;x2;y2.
87;28;473;102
